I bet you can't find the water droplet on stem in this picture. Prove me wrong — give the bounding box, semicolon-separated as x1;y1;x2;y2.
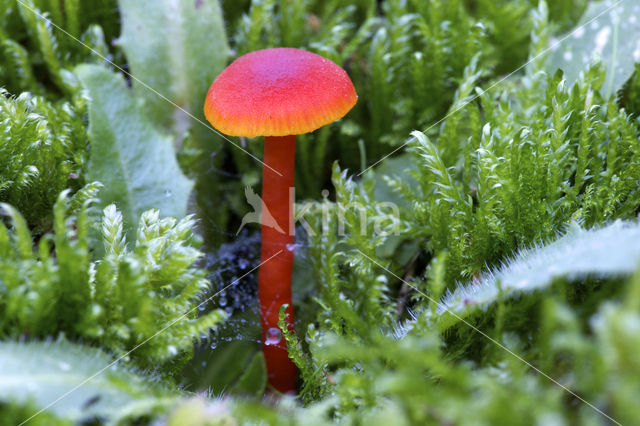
264;327;282;346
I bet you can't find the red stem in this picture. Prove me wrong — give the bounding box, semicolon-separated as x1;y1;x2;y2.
258;135;297;394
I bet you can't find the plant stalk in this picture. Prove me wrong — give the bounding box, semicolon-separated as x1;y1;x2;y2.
258;135;297;393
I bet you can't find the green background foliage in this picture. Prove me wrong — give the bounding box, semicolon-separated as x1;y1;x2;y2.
0;0;640;424
76;64;194;240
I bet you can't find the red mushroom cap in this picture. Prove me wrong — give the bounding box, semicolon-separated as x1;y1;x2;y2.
204;48;357;137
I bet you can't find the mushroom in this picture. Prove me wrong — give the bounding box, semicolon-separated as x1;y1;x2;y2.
204;47;357;393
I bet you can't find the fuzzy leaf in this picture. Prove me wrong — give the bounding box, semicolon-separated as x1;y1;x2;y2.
0;339;176;423
117;0;229;142
75;64;193;238
548;0;640;97
437;220;640;329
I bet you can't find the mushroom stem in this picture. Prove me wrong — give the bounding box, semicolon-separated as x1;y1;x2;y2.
258;135;298;394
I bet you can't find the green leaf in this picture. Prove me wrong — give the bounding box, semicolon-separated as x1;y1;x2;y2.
437;220;640;329
75;64;193;238
185;340;257;396
230;351;267;396
366;153;420;264
548;0;640;97
0;339;177;424
117;0;229;142
369;153;417;208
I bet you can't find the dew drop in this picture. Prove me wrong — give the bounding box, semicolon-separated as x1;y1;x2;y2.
237;258;249;270
573;27;585;39
264;327;282;346
594;27;611;55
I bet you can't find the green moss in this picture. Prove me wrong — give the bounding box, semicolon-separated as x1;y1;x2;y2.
0;187;225;377
0;90;86;231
